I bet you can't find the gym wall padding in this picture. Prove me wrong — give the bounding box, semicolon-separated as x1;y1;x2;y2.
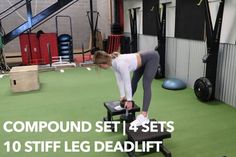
138;34;158;51
142;0;159;36
175;0;205;41
215;44;236;108
165;38;206;87
165;38;177;78
175;39;190;83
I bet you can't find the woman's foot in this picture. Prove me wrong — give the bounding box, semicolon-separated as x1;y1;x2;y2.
130;114;150;127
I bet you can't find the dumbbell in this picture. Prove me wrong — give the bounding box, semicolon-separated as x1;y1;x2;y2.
120;100;135;123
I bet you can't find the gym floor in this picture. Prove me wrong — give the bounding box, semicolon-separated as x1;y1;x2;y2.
0;68;236;157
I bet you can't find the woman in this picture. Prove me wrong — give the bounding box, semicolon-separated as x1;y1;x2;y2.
93;50;159;126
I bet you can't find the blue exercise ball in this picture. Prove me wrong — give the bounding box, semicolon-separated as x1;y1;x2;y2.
162;78;187;90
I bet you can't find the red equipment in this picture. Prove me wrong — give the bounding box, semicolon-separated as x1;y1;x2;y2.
19;33;59;65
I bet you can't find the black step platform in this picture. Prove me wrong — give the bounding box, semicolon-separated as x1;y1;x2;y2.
125;119;172;157
103;101;140;122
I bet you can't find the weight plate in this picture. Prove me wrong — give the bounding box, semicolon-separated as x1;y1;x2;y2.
194;77;213;102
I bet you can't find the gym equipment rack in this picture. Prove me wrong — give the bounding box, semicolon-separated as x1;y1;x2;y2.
194;0;225;101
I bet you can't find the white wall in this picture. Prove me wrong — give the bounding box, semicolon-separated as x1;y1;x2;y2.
165;3;175;37
124;0;236;44
97;0;111;39
123;0;175;51
220;0;236;44
123;0;175;37
123;0;143;34
206;0;236;44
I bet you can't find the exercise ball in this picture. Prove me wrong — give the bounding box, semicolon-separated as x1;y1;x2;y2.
162;78;187;90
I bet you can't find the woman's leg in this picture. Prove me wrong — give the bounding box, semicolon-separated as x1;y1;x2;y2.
131;67;144;96
142;53;159;112
131;51;159;126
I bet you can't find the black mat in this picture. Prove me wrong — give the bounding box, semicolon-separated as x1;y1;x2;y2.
126;119;171;143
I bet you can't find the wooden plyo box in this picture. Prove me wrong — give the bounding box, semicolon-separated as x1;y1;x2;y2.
9;65;40;92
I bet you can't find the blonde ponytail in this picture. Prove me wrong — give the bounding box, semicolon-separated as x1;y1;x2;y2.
93;51;112;65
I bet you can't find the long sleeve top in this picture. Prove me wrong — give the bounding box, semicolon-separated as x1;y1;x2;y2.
111;54;138;101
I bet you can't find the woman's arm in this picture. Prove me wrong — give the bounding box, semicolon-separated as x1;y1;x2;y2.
114;70;126;99
117;63;132;101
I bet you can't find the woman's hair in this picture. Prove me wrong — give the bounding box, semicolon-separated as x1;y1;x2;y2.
93;51;120;65
111;51;119;59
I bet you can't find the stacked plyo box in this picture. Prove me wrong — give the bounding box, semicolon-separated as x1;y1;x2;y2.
9;65;40;92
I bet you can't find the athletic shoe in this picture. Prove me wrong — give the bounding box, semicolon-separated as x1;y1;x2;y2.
130;114;150;127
